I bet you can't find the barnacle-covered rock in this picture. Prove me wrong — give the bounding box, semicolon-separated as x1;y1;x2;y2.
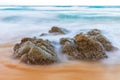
74;33;107;60
87;29;114;51
49;26;68;34
13;37;58;65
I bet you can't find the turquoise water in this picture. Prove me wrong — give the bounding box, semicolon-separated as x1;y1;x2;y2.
0;6;120;42
0;6;120;41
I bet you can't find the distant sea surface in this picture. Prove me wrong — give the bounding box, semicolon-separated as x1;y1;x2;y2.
0;6;120;42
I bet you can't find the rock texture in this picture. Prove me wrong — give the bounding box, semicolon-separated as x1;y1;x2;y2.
87;29;114;51
40;26;69;37
74;33;107;60
60;38;80;59
60;29;114;61
48;26;68;34
60;33;107;61
13;37;58;65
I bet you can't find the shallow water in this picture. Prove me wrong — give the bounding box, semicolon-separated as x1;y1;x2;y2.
1;6;120;80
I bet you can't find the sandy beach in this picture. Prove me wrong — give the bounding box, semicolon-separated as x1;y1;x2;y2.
0;42;120;80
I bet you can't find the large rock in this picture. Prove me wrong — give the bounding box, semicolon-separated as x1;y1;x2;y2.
74;33;107;60
87;29;114;51
13;37;58;65
60;33;108;61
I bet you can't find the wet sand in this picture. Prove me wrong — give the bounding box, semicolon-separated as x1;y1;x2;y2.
0;43;120;80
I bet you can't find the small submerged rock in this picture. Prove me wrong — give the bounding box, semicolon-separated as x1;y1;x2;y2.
49;26;68;34
40;26;69;36
40;33;48;36
13;37;58;65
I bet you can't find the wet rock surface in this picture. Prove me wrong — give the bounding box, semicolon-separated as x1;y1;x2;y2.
60;33;107;61
13;28;115;65
60;29;114;61
40;26;69;37
74;33;107;60
13;37;58;65
87;29;114;51
49;26;68;34
60;38;80;60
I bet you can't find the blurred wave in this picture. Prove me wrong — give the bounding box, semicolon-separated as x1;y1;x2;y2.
0;6;120;43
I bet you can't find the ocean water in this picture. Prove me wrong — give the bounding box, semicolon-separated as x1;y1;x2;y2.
1;6;120;64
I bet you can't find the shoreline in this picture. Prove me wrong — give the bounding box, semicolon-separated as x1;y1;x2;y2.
0;42;120;80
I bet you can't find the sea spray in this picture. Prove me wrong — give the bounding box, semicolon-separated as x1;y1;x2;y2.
102;35;120;64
